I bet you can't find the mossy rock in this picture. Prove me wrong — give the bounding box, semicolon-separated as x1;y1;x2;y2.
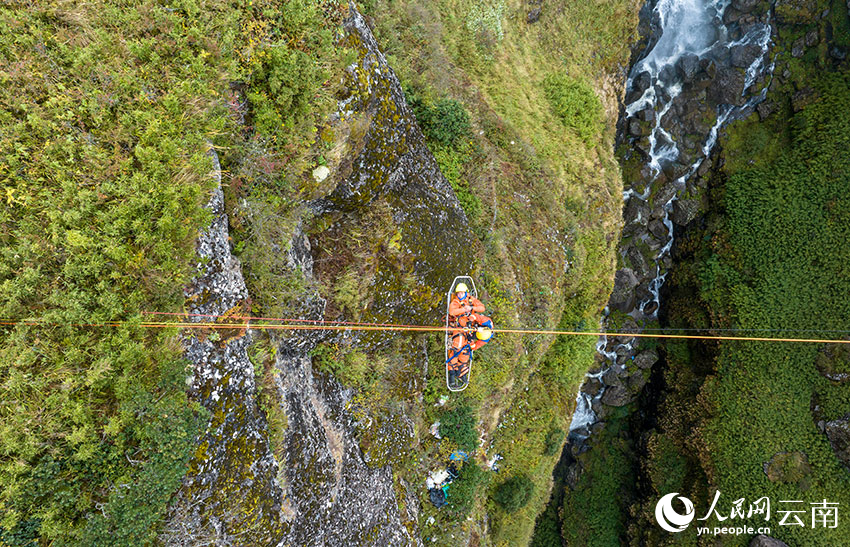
764;451;813;490
815;340;850;383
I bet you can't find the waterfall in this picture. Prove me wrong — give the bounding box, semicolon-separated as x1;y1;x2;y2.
570;0;774;432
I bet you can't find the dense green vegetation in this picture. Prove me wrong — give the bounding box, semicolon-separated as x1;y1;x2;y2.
448;461;489;517
1;0;638;543
440;403;479;452
559;409;635;546
356;0;638;542
0;0;345;543
493;474;535;512
697;71;850;545
561;38;850;547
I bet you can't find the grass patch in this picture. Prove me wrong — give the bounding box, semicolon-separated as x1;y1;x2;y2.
542;72;604;145
0;0;348;543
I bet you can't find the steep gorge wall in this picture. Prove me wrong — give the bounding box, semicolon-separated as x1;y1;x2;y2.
552;0;850;543
164;5;474;545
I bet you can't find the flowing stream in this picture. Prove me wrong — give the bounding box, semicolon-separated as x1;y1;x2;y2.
570;0;774;433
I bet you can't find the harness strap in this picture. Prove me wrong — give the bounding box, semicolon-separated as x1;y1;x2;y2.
446;344;471;364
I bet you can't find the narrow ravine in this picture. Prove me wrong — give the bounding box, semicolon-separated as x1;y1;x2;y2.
569;0;775;437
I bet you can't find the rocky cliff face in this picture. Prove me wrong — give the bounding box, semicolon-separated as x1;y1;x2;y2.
162;149;285;545
312;6;477;325
163;4;476;545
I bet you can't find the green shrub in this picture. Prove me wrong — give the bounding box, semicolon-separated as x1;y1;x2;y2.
447;461;488;517
249;46;322;135
439;403;479;451
494;474;535;513
542;73;603;143
543;426;565;456
311;345;381;388
415;98;471;147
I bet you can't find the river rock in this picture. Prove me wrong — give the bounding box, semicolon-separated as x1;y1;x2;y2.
708;66;746;106
602;367;624;388
601;385;631;407
730;43;763;68
634;349;659;369
723;6;744;25
636;107;655;122
675;53;700;83
670;197;702;226
732;0;761;12
610;268;640;312
628;370;648;391
830;46;847;60
629;118;648;137
589;421;606;435
805;29;819;47
824;415;850;469
757;99;776;120
581;377;603;397
791;37;805;58
615;343;634;358
591;397;604;417
658;64;676;86
627;246;653;279
626;71;652;104
647;218;668;240
750;536;789;547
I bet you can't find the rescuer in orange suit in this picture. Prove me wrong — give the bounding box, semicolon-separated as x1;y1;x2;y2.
447;327;472;384
448;283;493;329
447;326;494;385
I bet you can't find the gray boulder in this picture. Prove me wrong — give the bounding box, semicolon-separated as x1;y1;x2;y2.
610;268;640;313
824;415;850;469
732;0;761;12
634;349;659;369
676;53;700;83
601;385;631;407
730;43;763;68
750;535;789;547
792;37;805;58
707;66;747;106
670;197;703;226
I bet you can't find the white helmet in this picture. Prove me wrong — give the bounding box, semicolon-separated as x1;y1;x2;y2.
456;283;468;294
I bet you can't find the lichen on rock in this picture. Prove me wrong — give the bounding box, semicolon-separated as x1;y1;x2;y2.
162;147;286;545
